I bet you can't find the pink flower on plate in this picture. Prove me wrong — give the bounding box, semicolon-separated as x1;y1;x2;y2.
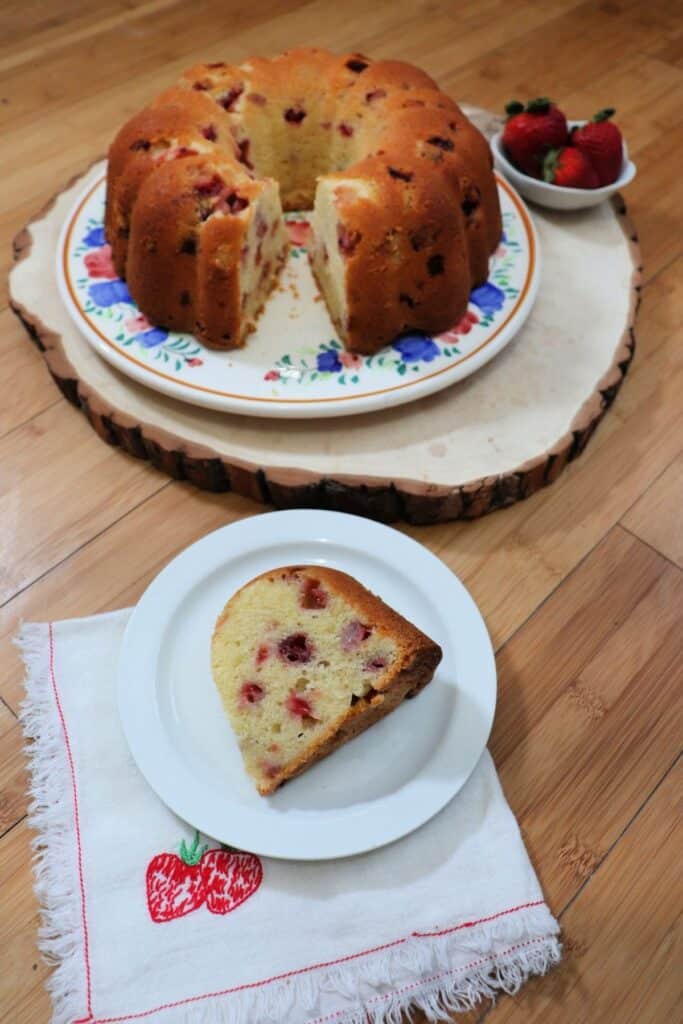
124;313;153;334
339;351;362;369
264;369;280;381
186;357;203;367
84;244;116;279
495;244;507;258
286;220;310;247
440;309;480;342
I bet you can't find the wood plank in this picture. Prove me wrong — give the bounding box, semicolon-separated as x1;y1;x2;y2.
0;982;53;1024
0;0;175;61
0;711;26;836
619;0;683;36
491;527;668;766
0;699;16;735
0;820;51;1024
647;30;683;69
369;2;556;85
0;0;286;74
0;401;165;606
441;0;668;111
493;527;683;908
0;484;257;710
486;758;681;1022
622;453;683;568
0;308;61;439
616;129;683;285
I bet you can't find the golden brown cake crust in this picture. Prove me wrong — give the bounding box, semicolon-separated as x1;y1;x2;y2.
212;564;443;795
106;48;502;354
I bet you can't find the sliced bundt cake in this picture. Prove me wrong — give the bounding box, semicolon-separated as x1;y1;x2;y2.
106;47;502;354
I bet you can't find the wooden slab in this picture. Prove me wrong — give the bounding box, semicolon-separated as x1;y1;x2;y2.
9;110;641;524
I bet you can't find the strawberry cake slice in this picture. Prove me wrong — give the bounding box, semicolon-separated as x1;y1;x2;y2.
211;565;442;795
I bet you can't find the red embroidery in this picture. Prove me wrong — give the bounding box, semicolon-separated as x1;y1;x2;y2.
145;833;207;923
146;833;263;923
202;849;263;915
48;624;94;1019
412;899;544;937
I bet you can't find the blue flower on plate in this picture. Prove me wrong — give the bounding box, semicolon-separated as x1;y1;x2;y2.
82;226;106;248
137;327;169;348
88;280;132;307
392;333;440;363
317;349;342;373
470;282;505;316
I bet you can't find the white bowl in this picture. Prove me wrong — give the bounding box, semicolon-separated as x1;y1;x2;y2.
491;120;636;210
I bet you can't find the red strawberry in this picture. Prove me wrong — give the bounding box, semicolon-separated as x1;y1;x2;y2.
543;146;600;189
502;98;568;178
146;832;208;923
571;108;623;186
286;690;316;719
201;848;263;915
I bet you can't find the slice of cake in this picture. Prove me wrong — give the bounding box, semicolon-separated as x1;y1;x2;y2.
211;565;442;795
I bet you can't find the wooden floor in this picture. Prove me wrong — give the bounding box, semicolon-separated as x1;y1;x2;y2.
1;1;682;1021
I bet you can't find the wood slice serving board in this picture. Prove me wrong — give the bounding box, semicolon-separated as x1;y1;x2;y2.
9;109;640;525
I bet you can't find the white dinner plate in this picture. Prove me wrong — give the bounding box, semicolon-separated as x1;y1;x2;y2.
118;510;496;859
57;167;539;419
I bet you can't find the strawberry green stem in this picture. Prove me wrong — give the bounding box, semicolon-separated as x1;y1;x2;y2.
593;107;616;122
179;830;208;866
505;100;524;118
542;148;561;183
526;97;552;113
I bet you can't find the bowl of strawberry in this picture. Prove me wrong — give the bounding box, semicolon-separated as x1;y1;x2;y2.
491;98;636;210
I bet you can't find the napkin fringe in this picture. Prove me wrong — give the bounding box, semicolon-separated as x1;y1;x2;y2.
17;623;91;1024
77;910;558;1024
359;932;561;1024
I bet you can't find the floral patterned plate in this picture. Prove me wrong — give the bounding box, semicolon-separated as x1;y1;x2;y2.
56;170;539;419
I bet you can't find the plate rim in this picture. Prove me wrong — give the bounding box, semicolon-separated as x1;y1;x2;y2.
117;509;497;860
56;170;540;419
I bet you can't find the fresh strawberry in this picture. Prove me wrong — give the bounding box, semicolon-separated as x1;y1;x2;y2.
543;146;600;189
571;108;623;186
201;848;263;915
502;98;568;178
146;832;208;923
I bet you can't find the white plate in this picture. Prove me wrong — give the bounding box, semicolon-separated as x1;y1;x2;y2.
57;167;539;419
118;510;496;859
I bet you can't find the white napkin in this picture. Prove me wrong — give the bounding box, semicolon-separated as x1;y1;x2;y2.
18;610;560;1024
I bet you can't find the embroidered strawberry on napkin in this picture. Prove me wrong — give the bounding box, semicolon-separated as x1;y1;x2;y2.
146;832;262;922
19;611;560;1024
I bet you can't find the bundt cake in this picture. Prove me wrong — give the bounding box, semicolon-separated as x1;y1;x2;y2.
106;47;502;355
211;565;442;795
